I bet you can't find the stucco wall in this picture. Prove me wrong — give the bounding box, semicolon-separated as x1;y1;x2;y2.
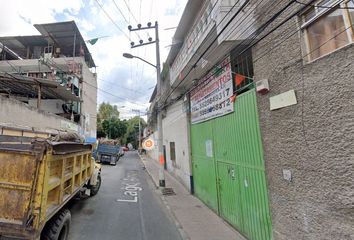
162;100;192;191
253;4;354;240
146;131;158;162
0;96;79;133
80;59;97;139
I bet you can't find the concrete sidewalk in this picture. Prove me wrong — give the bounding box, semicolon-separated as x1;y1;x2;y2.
139;154;246;240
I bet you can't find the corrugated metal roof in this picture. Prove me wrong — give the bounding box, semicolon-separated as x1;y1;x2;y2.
0;72;80;101
0;21;95;68
0;36;47;59
34;21;95;68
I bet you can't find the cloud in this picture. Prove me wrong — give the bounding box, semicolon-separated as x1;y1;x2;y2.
19;15;32;25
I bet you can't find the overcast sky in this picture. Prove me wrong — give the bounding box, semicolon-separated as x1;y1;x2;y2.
0;0;187;119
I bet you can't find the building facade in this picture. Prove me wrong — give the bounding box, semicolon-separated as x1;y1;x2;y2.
148;0;354;239
0;21;97;140
253;0;354;239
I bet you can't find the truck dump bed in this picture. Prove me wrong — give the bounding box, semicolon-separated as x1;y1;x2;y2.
97;144;120;156
0;135;93;239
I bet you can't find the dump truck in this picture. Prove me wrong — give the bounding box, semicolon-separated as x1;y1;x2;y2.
0;135;101;240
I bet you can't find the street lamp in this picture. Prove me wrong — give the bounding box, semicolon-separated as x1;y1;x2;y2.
123;53;157;68
123;21;165;188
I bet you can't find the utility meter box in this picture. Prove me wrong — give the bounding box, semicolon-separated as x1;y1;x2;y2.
256;79;269;94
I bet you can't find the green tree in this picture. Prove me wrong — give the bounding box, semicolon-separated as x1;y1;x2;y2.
102;117;127;140
96;103;146;146
97;102;121;139
123;116;146;148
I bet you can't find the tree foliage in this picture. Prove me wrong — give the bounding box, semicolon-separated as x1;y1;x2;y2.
96;102;146;147
97;102;121;139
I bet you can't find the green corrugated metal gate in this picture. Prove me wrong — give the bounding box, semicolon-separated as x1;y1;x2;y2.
191;89;272;240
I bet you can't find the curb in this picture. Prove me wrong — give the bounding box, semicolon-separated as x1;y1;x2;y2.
138;153;190;240
138;154;159;189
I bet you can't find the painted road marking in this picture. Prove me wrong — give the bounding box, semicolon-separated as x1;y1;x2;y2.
117;170;142;203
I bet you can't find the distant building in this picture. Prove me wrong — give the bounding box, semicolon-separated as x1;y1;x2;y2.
0;21;97;140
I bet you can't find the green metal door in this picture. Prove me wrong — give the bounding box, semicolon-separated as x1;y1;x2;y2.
191;89;272;240
191;120;218;211
217;162;243;230
239;166;272;240
214;89;272;239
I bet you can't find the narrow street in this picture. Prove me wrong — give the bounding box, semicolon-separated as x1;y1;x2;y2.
68;151;182;240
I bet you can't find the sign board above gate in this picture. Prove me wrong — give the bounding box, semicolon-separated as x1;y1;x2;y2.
190;56;234;124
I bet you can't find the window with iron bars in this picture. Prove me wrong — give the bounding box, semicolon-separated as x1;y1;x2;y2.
231;48;254;94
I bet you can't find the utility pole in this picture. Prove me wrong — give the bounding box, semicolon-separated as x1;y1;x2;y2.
132;109;142;152
127;21;165;187
138;111;141;151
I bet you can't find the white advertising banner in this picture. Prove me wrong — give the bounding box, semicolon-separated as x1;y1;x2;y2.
190;57;234;124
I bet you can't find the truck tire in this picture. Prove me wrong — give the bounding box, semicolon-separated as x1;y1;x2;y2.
90;174;101;196
41;209;71;240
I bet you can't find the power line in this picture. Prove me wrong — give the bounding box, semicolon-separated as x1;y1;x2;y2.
94;0;131;41
149;0;154;20
302;23;353;59
85;80;147;106
44;58;147;107
294;0;354;9
163;0;301;104
162;19;353;117
161;0;251;104
97;77;146;94
112;0;141;39
123;0;139;23
240;0;351;63
112;0;130;24
170;0;221;62
160;0;311;109
139;0;142;23
156;0;352;120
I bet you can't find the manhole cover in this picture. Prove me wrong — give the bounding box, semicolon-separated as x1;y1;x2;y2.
162;187;175;195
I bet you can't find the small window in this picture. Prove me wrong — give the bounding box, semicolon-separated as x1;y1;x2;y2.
208;2;213;14
204;13;208;26
301;0;354;61
348;1;354;27
170;142;176;162
199;21;204;33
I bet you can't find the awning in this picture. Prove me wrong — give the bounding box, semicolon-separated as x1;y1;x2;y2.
0;72;81;101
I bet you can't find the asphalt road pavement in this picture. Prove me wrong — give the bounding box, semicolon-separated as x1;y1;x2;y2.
68;151;182;240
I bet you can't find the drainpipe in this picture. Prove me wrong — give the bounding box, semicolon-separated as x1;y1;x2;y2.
37;84;41;109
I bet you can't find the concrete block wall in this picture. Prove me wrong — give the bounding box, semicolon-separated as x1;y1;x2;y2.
0;96;79;134
0;57;97;139
253;1;354;239
79;58;97;139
